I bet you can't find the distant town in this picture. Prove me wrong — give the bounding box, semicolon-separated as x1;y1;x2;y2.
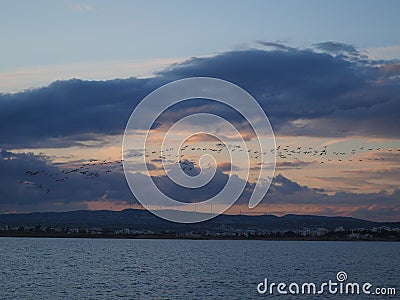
1;209;399;241
1;223;400;241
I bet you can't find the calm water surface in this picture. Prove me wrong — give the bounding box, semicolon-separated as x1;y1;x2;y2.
0;238;398;299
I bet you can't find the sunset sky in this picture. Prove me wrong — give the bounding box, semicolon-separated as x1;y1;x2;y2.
1;1;400;221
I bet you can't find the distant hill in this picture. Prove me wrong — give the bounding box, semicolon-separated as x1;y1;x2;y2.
0;209;399;232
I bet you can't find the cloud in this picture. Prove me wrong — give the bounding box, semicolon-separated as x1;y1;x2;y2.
257;41;296;51
257;174;400;222
312;41;360;57
276;160;316;170
0;78;157;148
367;45;400;60
0;57;185;93
351;205;400;221
158;46;400;138
1;149;398;221
1;42;399;221
0;150;133;212
2;42;400;150
217;162;241;172
72;4;94;12
379;62;400;76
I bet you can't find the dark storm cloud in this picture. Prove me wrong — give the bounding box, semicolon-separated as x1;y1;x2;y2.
264;174;399;207
245;174;399;222
1;149;398;220
0;150;134;212
126;164;400;220
0;78;158;148
242;173;398;221
157;47;400;138
1;42;400;149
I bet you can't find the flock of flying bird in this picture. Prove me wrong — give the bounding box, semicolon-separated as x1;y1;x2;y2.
19;143;399;193
20;159;123;194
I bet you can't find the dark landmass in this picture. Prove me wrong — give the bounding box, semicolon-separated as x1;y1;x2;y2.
0;209;399;241
0;208;399;230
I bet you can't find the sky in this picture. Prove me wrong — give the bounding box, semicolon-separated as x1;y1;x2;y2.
2;0;400;92
0;1;400;221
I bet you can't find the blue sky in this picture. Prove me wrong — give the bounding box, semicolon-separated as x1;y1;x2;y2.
1;0;400;91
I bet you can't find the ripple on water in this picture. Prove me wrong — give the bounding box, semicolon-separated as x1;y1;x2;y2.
0;238;398;299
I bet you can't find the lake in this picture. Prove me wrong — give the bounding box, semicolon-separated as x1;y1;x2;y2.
0;238;398;299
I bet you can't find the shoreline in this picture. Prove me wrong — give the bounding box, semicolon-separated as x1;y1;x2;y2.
1;232;398;242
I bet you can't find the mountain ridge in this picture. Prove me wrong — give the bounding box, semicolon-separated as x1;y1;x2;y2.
0;209;398;231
